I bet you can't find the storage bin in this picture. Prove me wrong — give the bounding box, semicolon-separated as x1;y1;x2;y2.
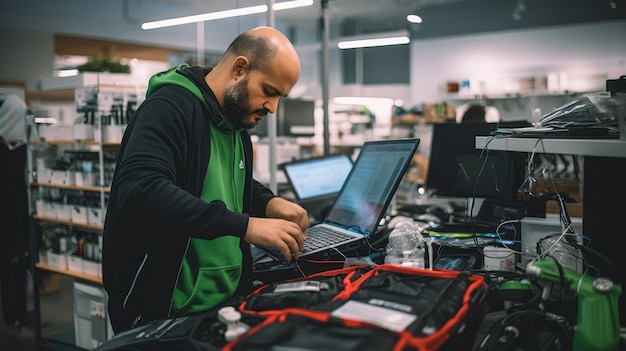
68;255;83;273
81;259;101;277
88;207;104;226
50;169;75;185
57;203;73;221
71;205;89;225
47;250;69;270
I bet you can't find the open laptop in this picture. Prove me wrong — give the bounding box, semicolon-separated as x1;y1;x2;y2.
281;154;353;221
260;138;420;262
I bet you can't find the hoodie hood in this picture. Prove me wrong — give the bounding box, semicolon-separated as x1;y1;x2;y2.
146;63;238;132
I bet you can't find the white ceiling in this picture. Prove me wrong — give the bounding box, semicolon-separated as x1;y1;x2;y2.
1;0;624;55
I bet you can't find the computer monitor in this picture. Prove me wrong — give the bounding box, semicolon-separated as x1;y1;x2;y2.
281;154;353;220
425;122;526;202
249;98;316;138
278;98;315;137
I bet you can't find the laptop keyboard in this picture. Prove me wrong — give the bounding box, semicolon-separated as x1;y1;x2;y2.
304;226;354;252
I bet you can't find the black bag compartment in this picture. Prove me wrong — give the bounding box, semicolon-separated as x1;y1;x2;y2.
224;311;405;351
96;264;488;351
231;264;489;351
239;265;372;315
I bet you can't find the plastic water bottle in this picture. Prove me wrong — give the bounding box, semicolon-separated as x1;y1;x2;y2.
218;306;250;342
384;220;425;268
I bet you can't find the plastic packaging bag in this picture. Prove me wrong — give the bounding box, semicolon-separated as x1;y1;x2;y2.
535;92;626;132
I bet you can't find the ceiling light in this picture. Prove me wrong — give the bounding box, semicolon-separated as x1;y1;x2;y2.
273;0;313;10
406;14;422;24
57;69;79;77
34;118;58;124
142;0;313;30
337;30;411;49
333;97;394;105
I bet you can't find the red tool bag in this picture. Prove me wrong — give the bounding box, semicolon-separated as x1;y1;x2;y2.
225;264;488;351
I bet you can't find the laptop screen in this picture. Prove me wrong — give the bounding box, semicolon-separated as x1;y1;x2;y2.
282;154;353;200
324;138;420;236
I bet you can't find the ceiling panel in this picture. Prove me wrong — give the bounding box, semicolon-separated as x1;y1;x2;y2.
1;0;624;58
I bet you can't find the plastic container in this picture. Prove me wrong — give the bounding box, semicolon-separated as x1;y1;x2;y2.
384;220;425;268
483;246;516;271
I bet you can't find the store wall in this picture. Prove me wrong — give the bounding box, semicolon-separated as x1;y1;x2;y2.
0;27;55;91
2;20;625;119
409;20;626;120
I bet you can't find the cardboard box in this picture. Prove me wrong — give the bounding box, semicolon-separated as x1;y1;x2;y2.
50;169;75;185
73;124;94;140
102;125;124;143
37;168;52;183
56;203;72;221
47;250;69;270
87;207;104;227
35;200;45;216
36;157;54;183
68;255;83;273
42;201;57;218
81;259;101;277
38;125;73;141
71;205;89;225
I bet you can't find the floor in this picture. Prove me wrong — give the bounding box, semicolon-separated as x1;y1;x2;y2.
1;273;75;351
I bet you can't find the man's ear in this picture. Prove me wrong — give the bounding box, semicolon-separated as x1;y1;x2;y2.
232;56;249;80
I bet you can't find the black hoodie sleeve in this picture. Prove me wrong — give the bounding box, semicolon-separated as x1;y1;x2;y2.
110;84;249;240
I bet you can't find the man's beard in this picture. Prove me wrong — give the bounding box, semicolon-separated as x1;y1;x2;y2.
223;76;266;129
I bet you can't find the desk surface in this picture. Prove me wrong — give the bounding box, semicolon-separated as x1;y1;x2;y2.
476;136;626;158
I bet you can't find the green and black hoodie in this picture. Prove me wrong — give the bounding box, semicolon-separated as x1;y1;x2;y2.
102;64;275;333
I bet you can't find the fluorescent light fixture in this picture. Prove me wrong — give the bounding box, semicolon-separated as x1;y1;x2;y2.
407;14;422;24
274;0;313;10
333;97;394;105
34;118;58;124
142;0;313;30
337;30;410;49
142;6;266;29
57;69;79;77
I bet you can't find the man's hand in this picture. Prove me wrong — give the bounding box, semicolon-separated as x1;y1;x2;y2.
244;217;305;262
265;197;310;233
242;197;309;262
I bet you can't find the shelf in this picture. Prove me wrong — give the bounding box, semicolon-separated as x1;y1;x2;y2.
27;88;76;102
443;90;580;102
32;214;103;230
29;139;121;147
36;262;102;285
475;136;626;158
32;182;110;192
27;85;124;351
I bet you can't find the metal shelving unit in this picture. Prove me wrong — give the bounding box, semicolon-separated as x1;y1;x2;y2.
475;135;626;158
26;81;133;350
476;134;626;326
476;136;626;157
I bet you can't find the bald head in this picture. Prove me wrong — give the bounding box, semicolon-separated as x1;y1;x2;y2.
222;26;300;78
206;27;302;129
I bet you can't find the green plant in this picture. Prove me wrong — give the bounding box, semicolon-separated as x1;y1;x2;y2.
77;58;130;73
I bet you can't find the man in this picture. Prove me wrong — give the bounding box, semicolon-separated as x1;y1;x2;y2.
0;94;30;331
102;26;309;333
